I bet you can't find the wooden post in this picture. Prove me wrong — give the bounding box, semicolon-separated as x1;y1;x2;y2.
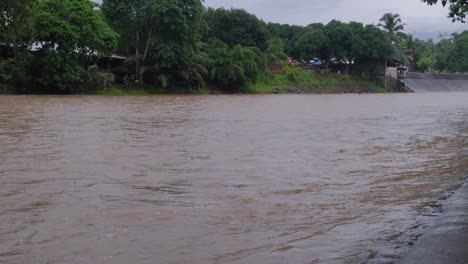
384;60;387;90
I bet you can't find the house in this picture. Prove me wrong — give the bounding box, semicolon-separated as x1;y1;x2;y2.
352;58;408;92
96;55;128;84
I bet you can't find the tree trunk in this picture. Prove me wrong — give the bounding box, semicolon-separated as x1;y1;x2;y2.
136;29;140;84
143;26;153;61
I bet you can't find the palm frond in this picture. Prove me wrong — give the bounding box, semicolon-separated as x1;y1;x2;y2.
158;74;170;88
192;63;208;76
174;70;189;80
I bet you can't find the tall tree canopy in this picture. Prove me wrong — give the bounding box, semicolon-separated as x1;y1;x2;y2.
378;13;407;44
20;0;118;92
102;0;204;85
0;0;34;44
432;37;456;71
424;0;468;22
293;26;329;61
293;21;392;65
101;0;151;56
34;0;117;55
203;8;269;51
450;31;468;71
348;23;394;63
401;31;468;73
267;23;305;55
324;20;353;62
150;0;204;68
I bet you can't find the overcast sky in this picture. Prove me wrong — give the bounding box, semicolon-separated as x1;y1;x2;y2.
203;0;467;40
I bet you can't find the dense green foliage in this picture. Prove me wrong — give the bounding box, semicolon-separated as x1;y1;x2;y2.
203;8;269;51
0;0;34;45
403;31;468;73
267;23;305;56
1;0;464;94
2;0;117;93
101;0;205;89
293;21;392;66
206;39;267;91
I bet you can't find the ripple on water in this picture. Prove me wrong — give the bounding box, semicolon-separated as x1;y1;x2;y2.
0;94;468;264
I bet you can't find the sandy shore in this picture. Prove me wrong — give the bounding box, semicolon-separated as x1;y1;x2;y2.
399;182;468;264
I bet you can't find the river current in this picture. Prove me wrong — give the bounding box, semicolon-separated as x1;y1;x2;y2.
0;94;467;264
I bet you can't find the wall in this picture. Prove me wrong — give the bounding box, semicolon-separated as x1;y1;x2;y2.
405;73;468;92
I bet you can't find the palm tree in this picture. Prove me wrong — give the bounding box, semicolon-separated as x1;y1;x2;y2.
175;63;208;90
404;35;415;60
179;42;209;90
378;13;407;45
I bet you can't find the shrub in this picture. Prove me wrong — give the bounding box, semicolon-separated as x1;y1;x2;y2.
283;65;304;82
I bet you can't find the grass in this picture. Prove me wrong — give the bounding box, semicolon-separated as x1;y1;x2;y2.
95;86;162;96
192;87;212;95
95;86;215;96
1;69;387;95
245;69;386;94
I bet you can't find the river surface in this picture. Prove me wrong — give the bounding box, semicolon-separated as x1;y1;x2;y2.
1;94;467;264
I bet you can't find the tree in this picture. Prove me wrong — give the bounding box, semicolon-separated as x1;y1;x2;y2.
102;0;156;81
399;32;468;73
293;21;393;69
416;57;433;72
203;8;269;51
149;0;204;69
34;0;117;55
348;23;394;63
433;37;455;71
449;31;468;71
402;35;416;66
22;0;118;92
412;39;435;72
324;20;352;63
423;0;468;22
265;37;288;64
378;13;407;45
102;0;204;86
294;28;330;62
267;23;305;55
0;0;35;45
207;39;267;91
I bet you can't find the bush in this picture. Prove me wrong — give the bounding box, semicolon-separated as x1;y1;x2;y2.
207;40;268;92
283;65;303;82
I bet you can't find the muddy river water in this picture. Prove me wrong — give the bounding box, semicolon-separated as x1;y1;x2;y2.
1;94;467;264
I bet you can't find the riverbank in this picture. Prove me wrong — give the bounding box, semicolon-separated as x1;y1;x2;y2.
95;73;386;96
399;181;468;264
0;73;387;95
245;72;386;94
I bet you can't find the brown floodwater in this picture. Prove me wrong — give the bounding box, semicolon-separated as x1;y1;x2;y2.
0;94;467;264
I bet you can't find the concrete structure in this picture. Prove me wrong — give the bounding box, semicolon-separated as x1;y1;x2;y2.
352;59;406;92
405;73;468;92
351;59;386;82
399;183;468;264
